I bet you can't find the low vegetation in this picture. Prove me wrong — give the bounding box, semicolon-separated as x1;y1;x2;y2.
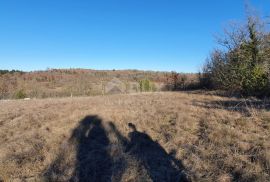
139;79;156;92
0;92;269;181
14;89;27;99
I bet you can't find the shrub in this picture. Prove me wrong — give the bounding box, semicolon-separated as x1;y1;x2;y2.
164;72;191;91
242;65;268;96
15;89;27;99
139;79;155;92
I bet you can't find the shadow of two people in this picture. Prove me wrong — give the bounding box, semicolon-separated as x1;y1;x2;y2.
46;115;189;182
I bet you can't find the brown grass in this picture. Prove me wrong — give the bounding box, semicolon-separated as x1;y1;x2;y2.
0;92;269;181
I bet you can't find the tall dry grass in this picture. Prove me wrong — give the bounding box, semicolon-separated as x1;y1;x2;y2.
0;92;269;181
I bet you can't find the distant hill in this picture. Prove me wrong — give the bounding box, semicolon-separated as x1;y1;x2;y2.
0;69;198;99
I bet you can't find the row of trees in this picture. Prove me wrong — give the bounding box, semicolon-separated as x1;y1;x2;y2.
0;70;24;75
200;12;270;97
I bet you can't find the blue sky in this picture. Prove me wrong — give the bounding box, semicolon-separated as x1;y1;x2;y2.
0;0;269;72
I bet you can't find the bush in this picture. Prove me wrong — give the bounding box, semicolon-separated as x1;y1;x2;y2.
139;79;155;92
242;65;268;96
15;89;27;99
164;72;194;91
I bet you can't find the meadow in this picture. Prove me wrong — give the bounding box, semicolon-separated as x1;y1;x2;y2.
0;91;269;182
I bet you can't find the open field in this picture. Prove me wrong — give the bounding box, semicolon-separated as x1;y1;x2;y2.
0;92;269;182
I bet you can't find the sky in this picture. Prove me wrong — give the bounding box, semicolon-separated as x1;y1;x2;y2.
0;0;269;72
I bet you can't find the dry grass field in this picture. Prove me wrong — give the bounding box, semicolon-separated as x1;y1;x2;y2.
0;92;269;182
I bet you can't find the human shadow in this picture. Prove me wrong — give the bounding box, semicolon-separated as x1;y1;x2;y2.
45;116;189;182
70;115;112;181
109;122;189;182
44;115;113;182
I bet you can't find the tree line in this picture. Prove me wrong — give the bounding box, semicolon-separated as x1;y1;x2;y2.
0;69;24;75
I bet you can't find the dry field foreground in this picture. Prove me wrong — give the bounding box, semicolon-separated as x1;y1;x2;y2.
0;92;269;182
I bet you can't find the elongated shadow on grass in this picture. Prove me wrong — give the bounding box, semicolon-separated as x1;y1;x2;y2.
109;122;189;182
45;116;189;182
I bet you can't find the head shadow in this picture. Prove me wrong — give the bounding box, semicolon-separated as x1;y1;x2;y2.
109;122;189;182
